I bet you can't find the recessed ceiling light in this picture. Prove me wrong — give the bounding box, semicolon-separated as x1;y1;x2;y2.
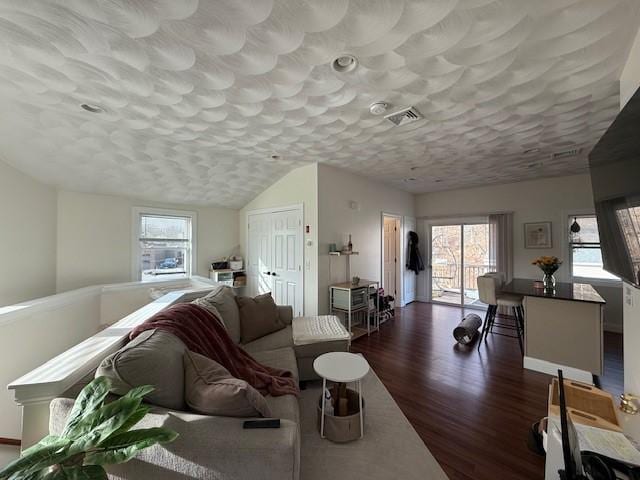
523;148;540;154
331;54;358;73
369;102;389;115
80;103;105;113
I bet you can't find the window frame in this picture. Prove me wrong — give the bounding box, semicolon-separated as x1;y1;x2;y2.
131;207;197;282
565;211;621;286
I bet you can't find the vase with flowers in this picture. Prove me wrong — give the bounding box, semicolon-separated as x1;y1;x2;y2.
532;256;562;290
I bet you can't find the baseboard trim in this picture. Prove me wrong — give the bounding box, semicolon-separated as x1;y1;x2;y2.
523;356;593;384
0;437;21;447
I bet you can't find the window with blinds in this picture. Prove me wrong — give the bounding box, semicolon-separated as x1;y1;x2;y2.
569;214;619;281
136;212;193;281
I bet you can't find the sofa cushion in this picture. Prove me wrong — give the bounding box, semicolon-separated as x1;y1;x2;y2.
236;293;285;343
264;392;299;423
242;325;293;354
96;329;186;410
191;296;224;328
197;286;241;343
250;347;299;384
184;351;271;418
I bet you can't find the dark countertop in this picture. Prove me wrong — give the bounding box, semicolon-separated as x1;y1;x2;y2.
502;278;605;304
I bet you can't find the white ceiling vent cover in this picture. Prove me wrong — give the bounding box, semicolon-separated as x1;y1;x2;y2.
551;148;582;160
384;106;423;126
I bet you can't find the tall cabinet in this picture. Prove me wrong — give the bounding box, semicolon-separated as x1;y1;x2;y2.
246;206;304;317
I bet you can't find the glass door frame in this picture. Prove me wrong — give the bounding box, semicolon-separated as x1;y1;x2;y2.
427;216;489;310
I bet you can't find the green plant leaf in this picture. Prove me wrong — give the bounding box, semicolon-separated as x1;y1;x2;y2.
47;465;107;480
110;405;150;437
85;428;178;465
67;397;141;454
62;377;111;438
7;467;48;480
19;436;65;458
122;385;154;401
0;442;70;479
64;383;154;441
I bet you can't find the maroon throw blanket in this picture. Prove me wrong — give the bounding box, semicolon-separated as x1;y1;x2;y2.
130;303;299;397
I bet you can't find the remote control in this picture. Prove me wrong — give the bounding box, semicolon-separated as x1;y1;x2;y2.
243;419;281;429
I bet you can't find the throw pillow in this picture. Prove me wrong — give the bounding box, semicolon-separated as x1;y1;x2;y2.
236;293;285;343
184;350;271;417
195;286;241;343
191;296;225;327
96;329;187;410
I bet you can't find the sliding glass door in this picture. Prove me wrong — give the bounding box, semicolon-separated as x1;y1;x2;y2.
430;222;490;307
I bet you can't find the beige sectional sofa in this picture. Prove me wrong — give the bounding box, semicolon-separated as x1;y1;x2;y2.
48;286;348;480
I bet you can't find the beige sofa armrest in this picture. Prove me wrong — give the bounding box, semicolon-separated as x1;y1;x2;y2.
277;305;293;325
50;398;300;480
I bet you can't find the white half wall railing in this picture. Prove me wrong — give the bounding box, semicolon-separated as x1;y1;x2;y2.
1;276;215;448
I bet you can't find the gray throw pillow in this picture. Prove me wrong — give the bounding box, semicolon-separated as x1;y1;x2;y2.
191;296;225;327
184;350;271;418
196;286;241;343
236;293;285;344
96;329;186;410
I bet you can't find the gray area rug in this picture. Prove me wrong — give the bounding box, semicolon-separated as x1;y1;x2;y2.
299;369;449;480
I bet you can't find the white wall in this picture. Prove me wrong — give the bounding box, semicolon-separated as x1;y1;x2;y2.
317;164;415;314
0;159;57;306
239;163;318;315
620;25;640;395
56;190;239;292
621;26;640;109
414;174;623;331
0;290;102;439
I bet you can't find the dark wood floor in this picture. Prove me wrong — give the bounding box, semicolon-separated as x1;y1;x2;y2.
351;302;623;480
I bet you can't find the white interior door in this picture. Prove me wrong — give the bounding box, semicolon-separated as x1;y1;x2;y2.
247;213;272;296
383;217;398;297
270;209;303;316
404;216;417;304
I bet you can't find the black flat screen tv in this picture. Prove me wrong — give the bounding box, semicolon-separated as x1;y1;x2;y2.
589;86;640;288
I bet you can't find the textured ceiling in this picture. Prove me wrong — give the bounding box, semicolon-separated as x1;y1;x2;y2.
0;0;639;208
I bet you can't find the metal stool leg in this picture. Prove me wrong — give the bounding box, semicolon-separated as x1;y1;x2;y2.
478;307;491;350
512;306;524;355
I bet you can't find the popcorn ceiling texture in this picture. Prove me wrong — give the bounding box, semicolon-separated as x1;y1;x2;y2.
0;0;638;208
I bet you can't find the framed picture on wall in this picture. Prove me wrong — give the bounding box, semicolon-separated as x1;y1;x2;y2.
524;222;552;248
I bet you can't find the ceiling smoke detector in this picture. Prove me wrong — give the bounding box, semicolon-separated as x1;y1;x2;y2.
80;103;105;113
331;54;358;73
384;106;423;126
369;102;389;115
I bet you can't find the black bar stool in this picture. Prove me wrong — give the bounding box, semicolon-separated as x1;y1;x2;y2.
477;273;525;355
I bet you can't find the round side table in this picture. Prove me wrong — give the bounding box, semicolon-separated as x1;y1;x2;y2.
313;351;370;438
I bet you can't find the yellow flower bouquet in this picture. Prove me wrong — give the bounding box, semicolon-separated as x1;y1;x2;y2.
532;256;562;274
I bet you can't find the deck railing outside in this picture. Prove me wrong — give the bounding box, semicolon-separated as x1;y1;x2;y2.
432;264;493;296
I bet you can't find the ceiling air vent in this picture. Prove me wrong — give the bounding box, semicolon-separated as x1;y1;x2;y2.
384;106;423;126
551;148;582;160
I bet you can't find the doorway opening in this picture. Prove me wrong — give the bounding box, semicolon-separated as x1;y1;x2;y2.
428;220;490;307
382;214;402;303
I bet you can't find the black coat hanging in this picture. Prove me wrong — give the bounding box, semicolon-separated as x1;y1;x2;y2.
406;231;425;275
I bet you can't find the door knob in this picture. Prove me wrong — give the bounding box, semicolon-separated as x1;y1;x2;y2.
264;271;271;275
271;272;276;276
